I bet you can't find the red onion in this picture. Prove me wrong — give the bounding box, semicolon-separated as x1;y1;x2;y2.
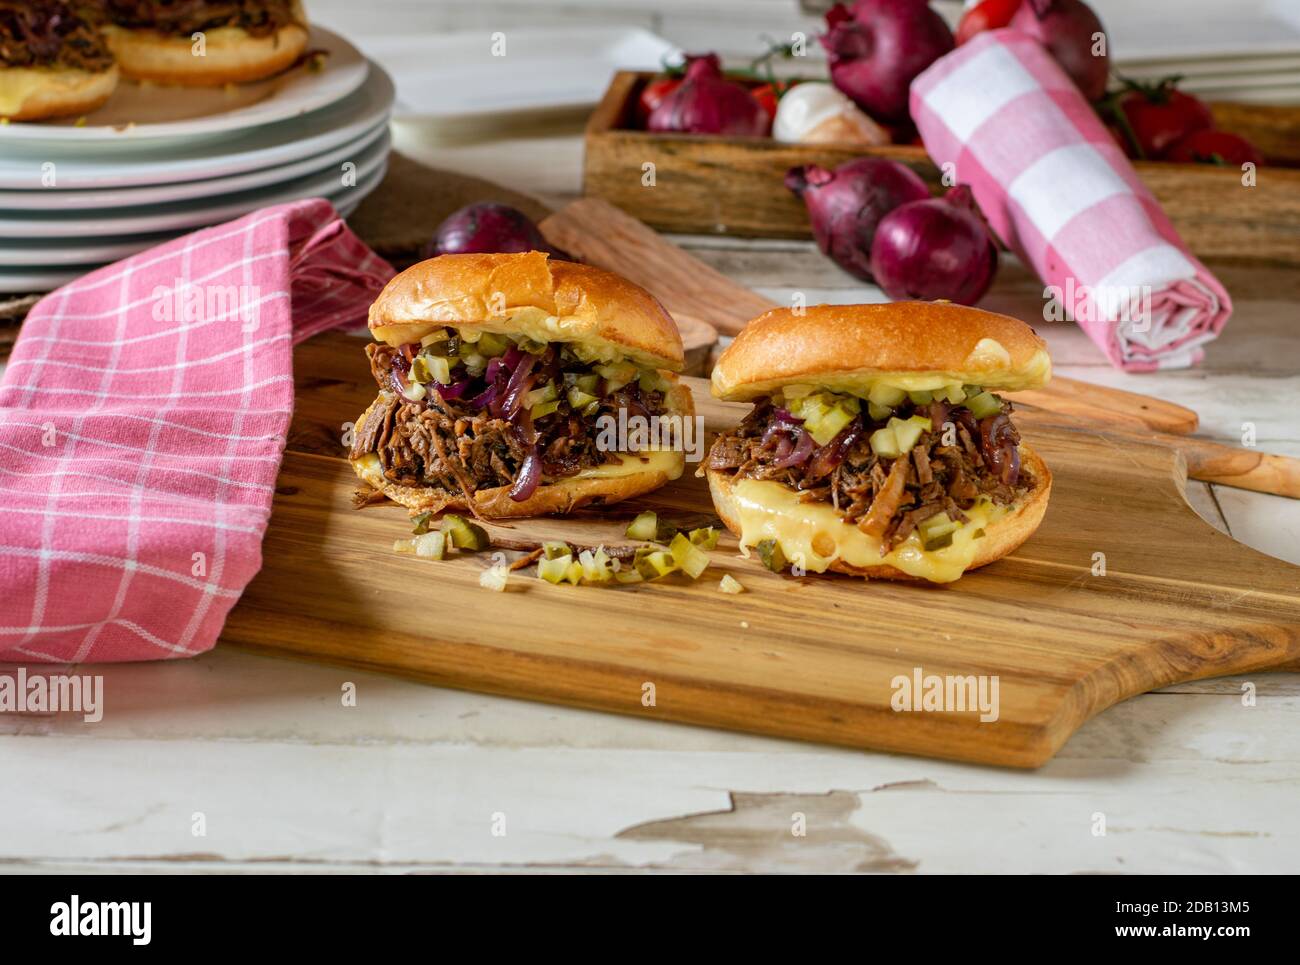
468;382;499;410
804;420;864;482
510;449;541;501
821;0;954;126
1010;0;1109;102
494;352;536;419
786;158;931;282
773;430;816;468
432;379;470;401
647;54;770;137
869;185;998;305
424;202;570;260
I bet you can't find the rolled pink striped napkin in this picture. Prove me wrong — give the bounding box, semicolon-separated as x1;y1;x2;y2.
910;30;1232;371
0;199;393;664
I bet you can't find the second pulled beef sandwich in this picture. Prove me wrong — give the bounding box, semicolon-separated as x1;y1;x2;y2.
705;302;1053;583
350;251;692;518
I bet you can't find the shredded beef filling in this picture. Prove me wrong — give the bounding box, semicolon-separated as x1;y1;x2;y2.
105;0;303;38
0;2;114;71
707;396;1035;552
351;341;669;498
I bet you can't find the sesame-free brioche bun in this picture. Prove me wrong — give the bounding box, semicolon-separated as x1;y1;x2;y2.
101;20;307;86
706;443;1051;583
350;379;693;518
0;65;119;121
712;302;1051;402
369;251;685;371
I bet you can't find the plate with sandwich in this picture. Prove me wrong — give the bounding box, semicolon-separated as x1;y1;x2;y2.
0;2;367;141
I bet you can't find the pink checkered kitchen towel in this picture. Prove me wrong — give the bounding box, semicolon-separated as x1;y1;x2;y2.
0;199;393;664
911;30;1233;371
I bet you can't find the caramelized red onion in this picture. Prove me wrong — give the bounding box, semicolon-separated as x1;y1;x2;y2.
773;429;816;468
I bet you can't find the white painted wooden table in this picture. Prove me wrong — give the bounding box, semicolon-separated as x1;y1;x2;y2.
4;118;1298;875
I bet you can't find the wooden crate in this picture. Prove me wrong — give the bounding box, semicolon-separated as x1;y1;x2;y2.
583;71;1300;264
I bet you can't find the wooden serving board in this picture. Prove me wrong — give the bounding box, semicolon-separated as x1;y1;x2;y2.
221;330;1300;767
584;72;1300;265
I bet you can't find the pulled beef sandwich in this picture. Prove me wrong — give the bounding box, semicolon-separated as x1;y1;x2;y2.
350;251;693;519
0;2;118;121
102;0;308;85
705;302;1053;584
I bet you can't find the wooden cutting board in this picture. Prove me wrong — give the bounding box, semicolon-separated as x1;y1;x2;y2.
222;330;1300;767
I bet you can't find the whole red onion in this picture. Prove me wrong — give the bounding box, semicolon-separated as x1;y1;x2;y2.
647;54;770;137
1010;0;1110;102
424;202;569;259
786;157;931;282
821;0;954;126
869;185;998;305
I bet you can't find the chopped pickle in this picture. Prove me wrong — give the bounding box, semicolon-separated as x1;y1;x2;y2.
564;561;584;585
538;555;571;584
479;564;509;592
411;511;433;535
626;511;659;541
782;383;814;400
441;514;489;551
399;380;427;402
476;332;510;356
595;361;637;391
461;353;488;377
413;531;446;560
582;401;600;417
424;355;453;385
525;382;558;407
519;338;548;355
869;426;902;458
943;384;967;404
972;528;986;540
679;543;710;580
409;356;431;383
966;391;1003;419
614;567;645;584
542;540;571;560
530;399;561;420
393;539;412;554
918;513;961;551
867;383;907;407
645;551;677;577
907;389;934;404
668;533;694;566
888;415;931;454
575;373;600;394
638;370;666;393
688;527;719;550
420;329;449;349
867;401;893;422
719;574;745;594
567;387;599;410
756;538;788;573
804;401;856;446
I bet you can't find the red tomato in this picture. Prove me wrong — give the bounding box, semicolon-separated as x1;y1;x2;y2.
750;83;780;121
1116;79;1214;159
955;0;1022;45
636;75;682;127
1166;129;1264;167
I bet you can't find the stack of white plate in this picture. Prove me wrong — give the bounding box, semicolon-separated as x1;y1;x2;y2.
0;27;394;294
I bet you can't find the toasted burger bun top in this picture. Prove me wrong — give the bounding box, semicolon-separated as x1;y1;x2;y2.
369;251;685;371
711;302;1051;402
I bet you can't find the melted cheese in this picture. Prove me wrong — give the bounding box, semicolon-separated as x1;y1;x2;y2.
576;449;683;480
0;69;68;117
729;479;1005;584
352;448;683;489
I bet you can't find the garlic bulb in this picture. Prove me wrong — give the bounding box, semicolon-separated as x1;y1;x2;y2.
772;82;889;146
